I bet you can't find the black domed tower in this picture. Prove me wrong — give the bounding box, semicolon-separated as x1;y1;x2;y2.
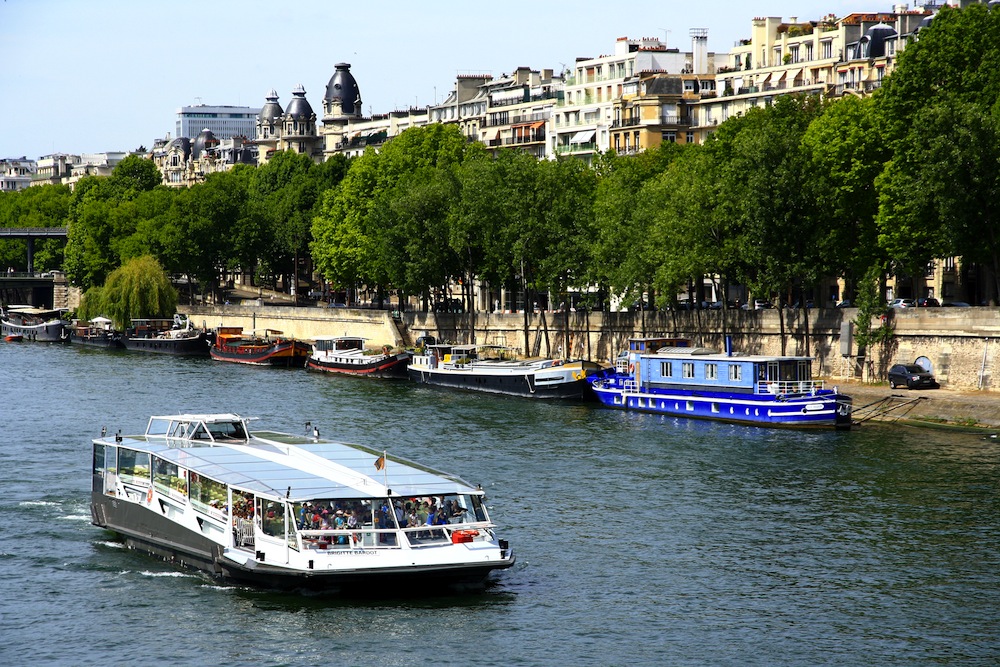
324;62;362;119
322;63;363;156
256;89;283;164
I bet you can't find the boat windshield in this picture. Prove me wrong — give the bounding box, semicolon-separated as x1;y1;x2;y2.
145;415;250;443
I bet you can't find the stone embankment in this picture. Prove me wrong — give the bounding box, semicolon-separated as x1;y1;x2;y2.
838;379;1000;430
179;303;1000;428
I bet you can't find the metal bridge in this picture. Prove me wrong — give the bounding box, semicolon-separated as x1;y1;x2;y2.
0;227;68;273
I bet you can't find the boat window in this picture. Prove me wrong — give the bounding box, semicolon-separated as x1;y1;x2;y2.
170;421;191;439
660;361;673;377
92;444;106;493
118;448;151;485
206;420;247;442
146;419;170;436
153;457;187;498
189;472;228;517
190;423;211;440
705;363;718;381
682;362;695;379
259;497;287;538
729;364;742;381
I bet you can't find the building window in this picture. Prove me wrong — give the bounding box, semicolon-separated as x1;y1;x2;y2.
822;40;833;59
663;132;676;143
686;131;694;143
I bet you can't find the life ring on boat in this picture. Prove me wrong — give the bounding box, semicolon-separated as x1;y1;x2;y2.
628;363;634;374
146;487;153;503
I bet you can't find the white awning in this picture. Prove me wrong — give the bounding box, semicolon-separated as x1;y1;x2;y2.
569;130;596;144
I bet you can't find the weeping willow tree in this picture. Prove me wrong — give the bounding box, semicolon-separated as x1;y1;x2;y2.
100;255;178;329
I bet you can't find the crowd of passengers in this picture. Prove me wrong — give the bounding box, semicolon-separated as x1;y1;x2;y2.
297;498;472;544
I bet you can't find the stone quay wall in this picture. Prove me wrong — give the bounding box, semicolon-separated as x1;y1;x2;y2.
183;304;406;349
181;304;1000;391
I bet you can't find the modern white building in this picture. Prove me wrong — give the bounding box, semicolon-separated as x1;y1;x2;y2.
175;104;260;142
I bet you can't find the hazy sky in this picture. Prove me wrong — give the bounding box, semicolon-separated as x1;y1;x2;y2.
1;0;886;159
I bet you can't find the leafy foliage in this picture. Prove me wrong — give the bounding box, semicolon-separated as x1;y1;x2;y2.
100;255;178;328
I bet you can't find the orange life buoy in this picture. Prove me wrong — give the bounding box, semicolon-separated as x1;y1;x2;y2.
628;363;635;374
146;487;153;503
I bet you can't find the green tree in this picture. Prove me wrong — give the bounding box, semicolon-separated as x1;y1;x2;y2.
0;184;72;272
591;143;680;308
100;255;178;329
312;125;468;303
802;95;889;294
875;4;1000;300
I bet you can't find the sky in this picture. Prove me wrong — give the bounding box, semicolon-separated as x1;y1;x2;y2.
1;0;888;160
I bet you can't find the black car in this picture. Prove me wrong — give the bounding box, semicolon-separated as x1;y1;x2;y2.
888;363;939;389
916;297;940;307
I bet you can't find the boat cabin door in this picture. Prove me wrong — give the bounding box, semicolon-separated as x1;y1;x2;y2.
765;361;780;383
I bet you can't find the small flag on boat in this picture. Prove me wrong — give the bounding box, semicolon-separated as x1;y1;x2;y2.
374;454;386;471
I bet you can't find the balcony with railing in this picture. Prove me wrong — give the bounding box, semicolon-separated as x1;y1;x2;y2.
555;141;597;155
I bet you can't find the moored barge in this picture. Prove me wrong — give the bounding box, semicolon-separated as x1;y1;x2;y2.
589;337;853;429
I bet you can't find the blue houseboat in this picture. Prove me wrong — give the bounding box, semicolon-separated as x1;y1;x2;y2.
590;338;853;429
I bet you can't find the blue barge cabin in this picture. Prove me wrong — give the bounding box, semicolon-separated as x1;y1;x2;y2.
590;338;853;429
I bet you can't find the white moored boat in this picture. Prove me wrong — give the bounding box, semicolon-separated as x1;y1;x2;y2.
90;414;515;591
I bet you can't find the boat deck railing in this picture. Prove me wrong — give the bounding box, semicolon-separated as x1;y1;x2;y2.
755;380;826;395
296;522;489;551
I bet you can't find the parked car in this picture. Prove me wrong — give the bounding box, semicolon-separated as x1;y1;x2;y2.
742;299;772;310
887;363;939;389
835;300;852;308
889;298;916;308
941;300;971;307
916;297;940;307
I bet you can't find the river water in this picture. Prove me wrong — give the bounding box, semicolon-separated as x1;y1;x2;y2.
2;342;999;666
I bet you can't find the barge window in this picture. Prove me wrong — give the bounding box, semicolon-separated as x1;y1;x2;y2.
682;362;694;379
153;457;187;497
729;364;742;381
189;472;227;515
660;361;673;377
705;363;718;380
207;420;248;441
118;448;151;484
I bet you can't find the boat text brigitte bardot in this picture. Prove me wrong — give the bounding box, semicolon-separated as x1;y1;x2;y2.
589;337;853;429
90;414;515;591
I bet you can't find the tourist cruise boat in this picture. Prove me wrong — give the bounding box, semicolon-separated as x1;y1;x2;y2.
407;343;601;399
589;337;853;429
0;306;69;342
90;413;514;590
305;336;410;377
210;327;310;366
